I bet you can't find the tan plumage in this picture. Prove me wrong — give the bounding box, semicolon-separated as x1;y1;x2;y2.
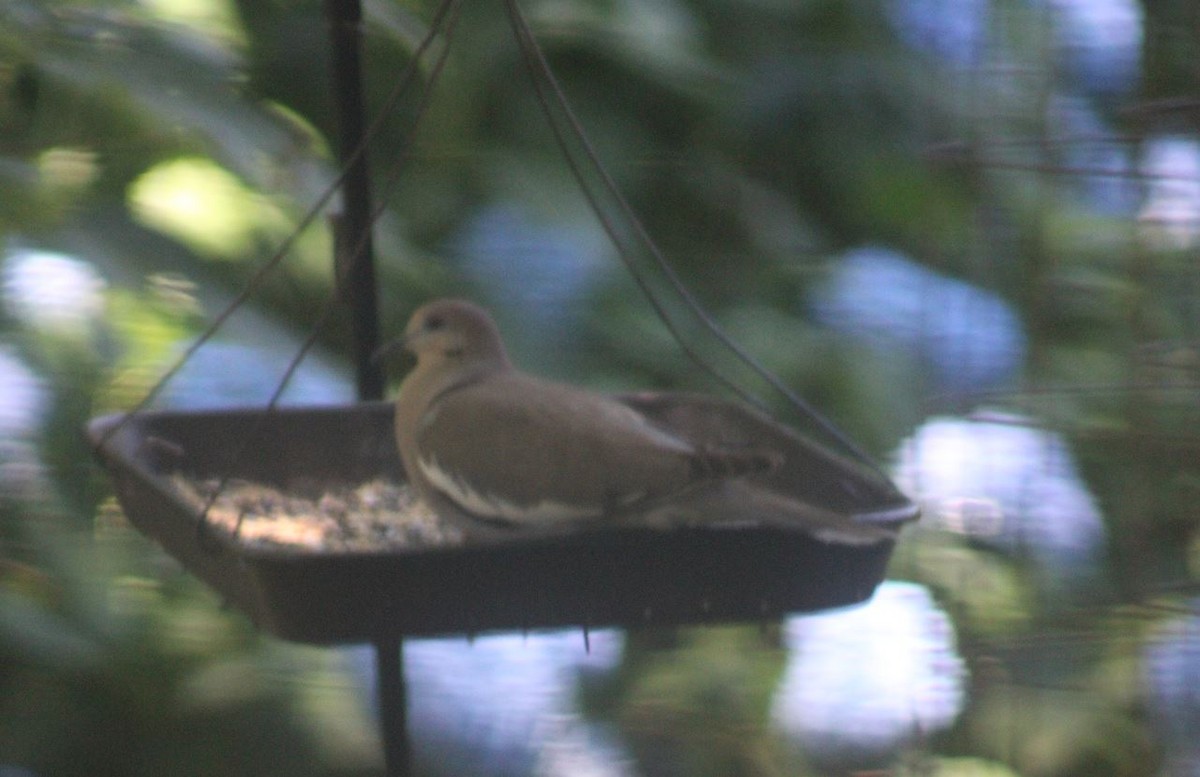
392;299;778;527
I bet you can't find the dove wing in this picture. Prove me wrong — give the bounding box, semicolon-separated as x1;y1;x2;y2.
415;373;697;524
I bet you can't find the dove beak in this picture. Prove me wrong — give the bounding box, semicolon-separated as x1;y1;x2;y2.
371;336;408;365
372;326;428;364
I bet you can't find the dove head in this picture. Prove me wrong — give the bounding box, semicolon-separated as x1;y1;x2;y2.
403;299;512;374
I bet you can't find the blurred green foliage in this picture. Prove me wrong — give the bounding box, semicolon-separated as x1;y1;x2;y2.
1;0;1199;775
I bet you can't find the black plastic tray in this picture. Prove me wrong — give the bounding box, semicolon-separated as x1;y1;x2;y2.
88;399;916;644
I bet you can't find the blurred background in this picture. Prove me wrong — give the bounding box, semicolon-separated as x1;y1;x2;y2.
2;0;1199;774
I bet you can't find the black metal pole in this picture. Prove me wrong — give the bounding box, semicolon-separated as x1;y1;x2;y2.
375;636;410;776
325;0;384;402
323;2;407;775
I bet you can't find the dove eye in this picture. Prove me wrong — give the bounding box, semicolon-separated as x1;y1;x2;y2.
425;315;446;332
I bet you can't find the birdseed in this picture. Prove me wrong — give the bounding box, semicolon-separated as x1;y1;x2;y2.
169;474;463;551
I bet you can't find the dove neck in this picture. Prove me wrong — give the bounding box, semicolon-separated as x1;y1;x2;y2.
415;352;510;403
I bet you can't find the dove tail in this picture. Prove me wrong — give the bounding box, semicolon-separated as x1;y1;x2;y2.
690;446;783;480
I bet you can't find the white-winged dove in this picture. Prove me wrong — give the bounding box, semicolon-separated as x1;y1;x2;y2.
392;299;780;528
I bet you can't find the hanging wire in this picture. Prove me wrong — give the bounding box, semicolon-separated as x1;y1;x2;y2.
91;0;461;453
91;0;465;550
500;0;881;469
210;0;467;548
103;0;892;547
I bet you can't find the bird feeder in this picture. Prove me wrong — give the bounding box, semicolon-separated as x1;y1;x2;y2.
87;1;919;774
89;398;915;643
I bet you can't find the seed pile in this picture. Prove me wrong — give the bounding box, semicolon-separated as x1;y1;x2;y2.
170;475;463;551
